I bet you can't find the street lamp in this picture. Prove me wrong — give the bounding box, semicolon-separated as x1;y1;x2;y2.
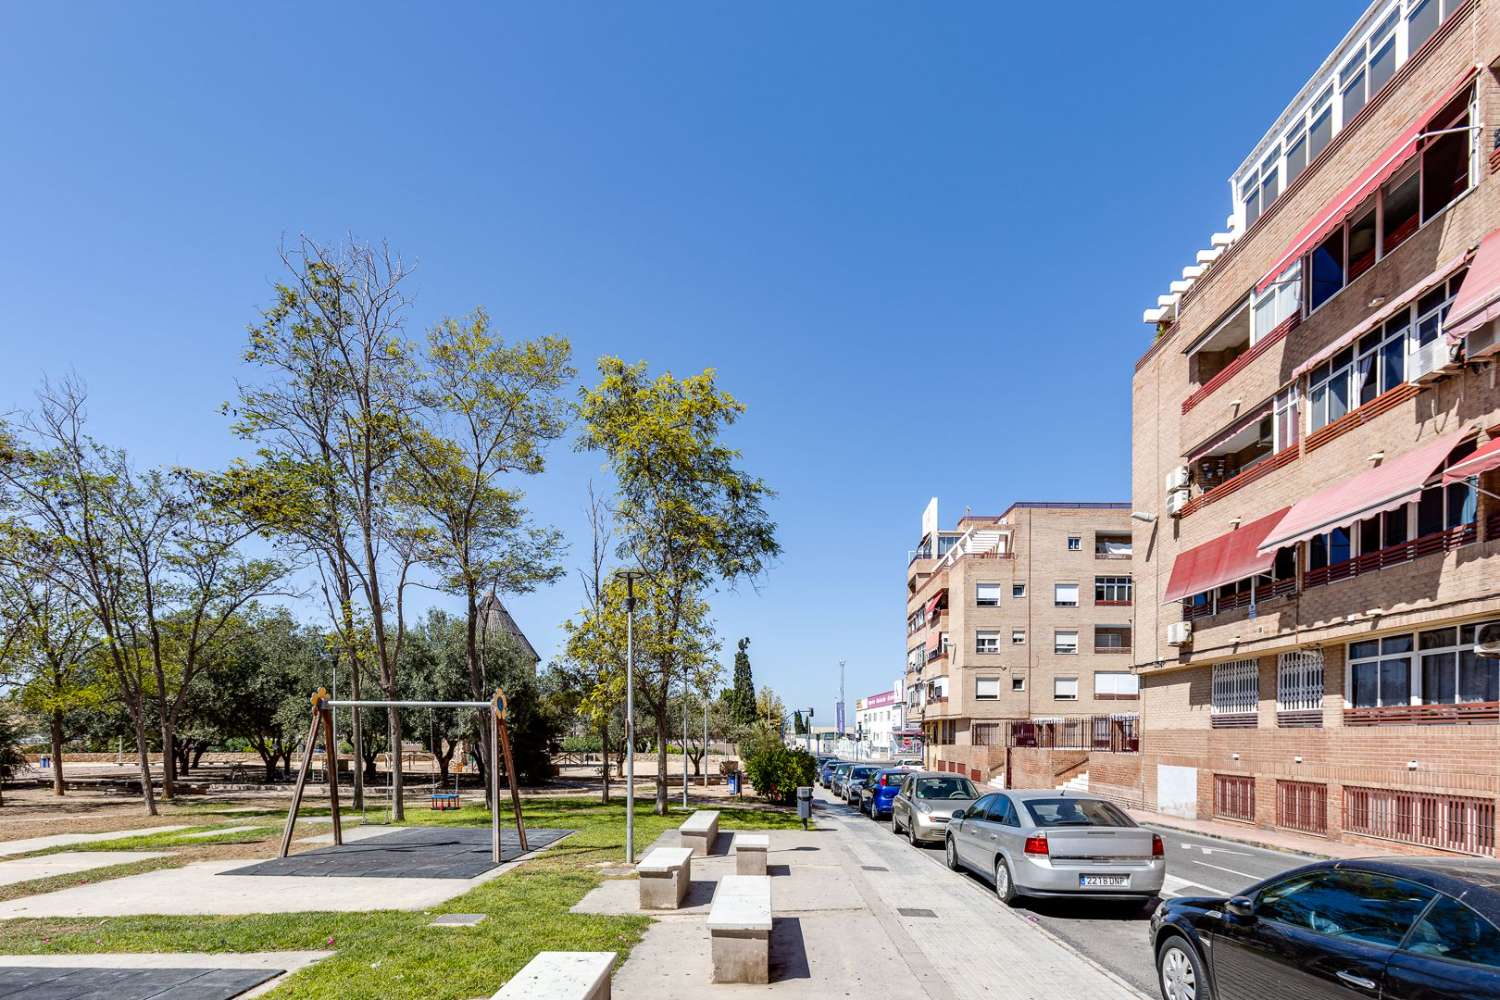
615;567;648;864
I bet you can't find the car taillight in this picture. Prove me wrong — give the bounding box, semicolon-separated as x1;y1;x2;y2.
1152;834;1165;858
880;775;890;786
1023;835;1049;856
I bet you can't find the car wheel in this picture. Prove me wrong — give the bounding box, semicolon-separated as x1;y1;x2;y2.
993;856;1018;906
907;820;919;846
944;835;960;871
1157;936;1211;1000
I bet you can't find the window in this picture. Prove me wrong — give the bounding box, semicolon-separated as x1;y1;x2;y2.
1277;650;1325;712
1348;635;1413;708
1066;535;1081;551
1273;386;1299;453
1012;583;1026;598
975;676;1000;700
1054;630;1079;655
1423;90;1476;224
1053;676;1079;701
975;630;1000;655
1242;146;1281;228
1011;676;1025;692
1404;895;1500;969
1253;262;1301;343
1257;870;1434;947
1406;0;1449;56
1095;625;1131;652
1094;671;1139;699
1054;583;1079;607
1095;533;1132;557
1307;346;1354;431
1309;229;1347;313
1339;9;1399;126
1212;659;1259;715
975;582;1001;607
1011;628;1026;645
1095;576;1132;604
1418;623;1500;705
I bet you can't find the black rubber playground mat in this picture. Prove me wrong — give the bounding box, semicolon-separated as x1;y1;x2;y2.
0;966;280;1000
223;826;573;879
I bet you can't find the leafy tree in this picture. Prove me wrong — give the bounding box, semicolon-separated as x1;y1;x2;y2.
577;359;780;814
728;637;756;727
756;686;787;734
0;704;27;806
401;608;479;786
742;740;815;806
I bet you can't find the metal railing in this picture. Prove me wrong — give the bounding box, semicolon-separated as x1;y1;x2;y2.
985;715;1139;753
1214;774;1256;823
1184;578;1297;621
1277;780;1328;836
1343;786;1496;856
1305;523;1477;589
1344;700;1500;726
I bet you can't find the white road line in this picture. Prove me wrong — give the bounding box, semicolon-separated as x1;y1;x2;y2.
1183;858;1260;881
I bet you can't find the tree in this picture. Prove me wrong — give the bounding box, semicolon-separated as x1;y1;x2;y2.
0;704;27;807
756;686;787;735
401;609;478;786
577;358;780;813
728;637;756;727
792;710;806;736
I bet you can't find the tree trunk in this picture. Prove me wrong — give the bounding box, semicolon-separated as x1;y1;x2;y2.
348;661;364;809
599;719;610;805
386;705;404;819
158;718;176;799
49;711;65;796
131;710;158;816
654;716;668;815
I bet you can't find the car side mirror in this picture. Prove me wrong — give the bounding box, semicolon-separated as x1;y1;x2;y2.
1225;896;1255;920
952;808;966;820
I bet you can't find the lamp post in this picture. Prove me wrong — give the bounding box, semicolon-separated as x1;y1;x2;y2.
682;677;689;808
615;568;647;864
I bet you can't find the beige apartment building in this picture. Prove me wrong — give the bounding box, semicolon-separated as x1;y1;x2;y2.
905;499;1138;782
1132;0;1500;854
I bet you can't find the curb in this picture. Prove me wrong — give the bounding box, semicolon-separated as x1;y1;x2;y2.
1135;815;1338;862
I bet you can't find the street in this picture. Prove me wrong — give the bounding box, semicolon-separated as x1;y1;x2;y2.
813;785;1315;996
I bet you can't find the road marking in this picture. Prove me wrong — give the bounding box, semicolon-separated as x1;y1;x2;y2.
1185;859;1260;881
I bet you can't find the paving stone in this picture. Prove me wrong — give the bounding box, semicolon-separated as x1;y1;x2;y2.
429;913;486;927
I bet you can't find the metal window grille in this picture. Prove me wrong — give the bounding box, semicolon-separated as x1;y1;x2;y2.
1276;780;1328;835
1343;786;1497;856
1212;659;1260;714
1277;650;1325;711
1215;774;1256;822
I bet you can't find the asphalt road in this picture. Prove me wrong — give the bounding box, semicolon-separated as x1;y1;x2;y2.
812;784;1317;997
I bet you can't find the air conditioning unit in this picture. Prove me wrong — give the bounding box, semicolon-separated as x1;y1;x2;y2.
1477;622;1500;658
1165;466;1191;492
1467;319;1499;360
1166;488;1191;516
1167;621;1192;646
1411;338;1461;383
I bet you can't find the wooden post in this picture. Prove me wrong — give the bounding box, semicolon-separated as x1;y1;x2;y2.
279;689;329;859
321;704;342;846
493;687;528;853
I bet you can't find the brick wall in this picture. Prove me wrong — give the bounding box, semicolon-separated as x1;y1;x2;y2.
1007;747;1089;790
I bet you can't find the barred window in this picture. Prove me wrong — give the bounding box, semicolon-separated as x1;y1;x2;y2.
1212;659;1260;715
1277;650;1325;712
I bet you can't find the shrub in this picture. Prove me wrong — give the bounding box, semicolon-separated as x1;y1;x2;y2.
743;742;816;806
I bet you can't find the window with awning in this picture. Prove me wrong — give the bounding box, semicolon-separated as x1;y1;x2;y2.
1446;227;1500;344
1162;507;1291;604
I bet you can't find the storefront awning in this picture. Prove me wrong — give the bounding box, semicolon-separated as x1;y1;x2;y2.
1259;430;1469;553
1446;228;1500;344
1257;66;1477;296
1162;507;1290;604
1443;436;1500;484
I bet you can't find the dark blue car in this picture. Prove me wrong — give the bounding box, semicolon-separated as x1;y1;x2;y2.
818;758;843;788
859;768;910;817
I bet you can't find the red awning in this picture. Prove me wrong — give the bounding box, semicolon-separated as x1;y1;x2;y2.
1259;430;1469;553
924;589;947;622
1161;507;1290;604
1257;66;1477;295
926;633;945;655
1446;228;1500;344
1443;436;1500;483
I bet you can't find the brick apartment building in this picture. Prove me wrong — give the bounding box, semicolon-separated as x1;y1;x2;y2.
905;498;1139;781
1131;0;1500;855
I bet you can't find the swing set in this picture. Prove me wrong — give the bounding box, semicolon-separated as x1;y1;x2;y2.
277;687;528;863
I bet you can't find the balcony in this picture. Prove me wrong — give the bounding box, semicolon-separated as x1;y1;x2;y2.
1344;701;1500;727
1181;312;1299;415
1093;644;1133;655
1184;578;1297;621
1304;524;1476;590
978;715;1139;753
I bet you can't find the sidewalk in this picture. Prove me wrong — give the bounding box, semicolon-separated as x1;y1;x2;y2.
1128;807;1371;860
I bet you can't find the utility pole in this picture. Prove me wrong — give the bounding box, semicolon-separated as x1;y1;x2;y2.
682;679;689;808
702;698;709;787
839;659;846;740
616;568;646;864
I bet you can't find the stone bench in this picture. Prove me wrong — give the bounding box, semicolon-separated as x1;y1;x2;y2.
679;809;720;857
637;846;693;909
493;951;616;1000
708;874;773;984
732;833;769;875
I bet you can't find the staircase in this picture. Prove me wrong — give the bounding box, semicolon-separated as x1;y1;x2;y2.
1056;771;1090;794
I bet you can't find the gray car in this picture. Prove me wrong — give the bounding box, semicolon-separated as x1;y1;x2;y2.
944;789;1165;906
890;772;979;845
841;764;880;805
829;762;856;798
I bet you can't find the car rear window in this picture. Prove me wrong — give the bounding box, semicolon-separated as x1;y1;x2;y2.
1023;798;1134;828
850;766;876;778
915;777;977;800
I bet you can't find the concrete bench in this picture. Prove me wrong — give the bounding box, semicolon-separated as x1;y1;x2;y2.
679;809;720;857
637;846;693;909
732;833;769;875
493;951;616;1000
708;874;773;984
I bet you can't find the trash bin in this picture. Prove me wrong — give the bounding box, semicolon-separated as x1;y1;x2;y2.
39;755;50;770
796;785;813;828
727;771;740;795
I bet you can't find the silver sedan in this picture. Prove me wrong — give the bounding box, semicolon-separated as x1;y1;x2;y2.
890;772;979;846
944;789;1165;906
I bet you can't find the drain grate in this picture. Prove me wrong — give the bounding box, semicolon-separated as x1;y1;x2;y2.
861;865;889;872
897;907;937;918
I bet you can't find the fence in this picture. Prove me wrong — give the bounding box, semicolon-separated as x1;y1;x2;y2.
1276;780;1328;836
975;715;1139;753
1343;786;1496;856
1214;774;1256;822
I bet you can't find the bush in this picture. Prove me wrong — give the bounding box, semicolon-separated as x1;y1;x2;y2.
743;742;816;806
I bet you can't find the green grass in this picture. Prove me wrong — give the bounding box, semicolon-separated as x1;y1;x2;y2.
0;796;804;999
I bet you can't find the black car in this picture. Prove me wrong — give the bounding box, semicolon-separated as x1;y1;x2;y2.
1150;857;1500;1000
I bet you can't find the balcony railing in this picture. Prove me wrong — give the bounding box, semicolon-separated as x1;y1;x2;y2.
1344;786;1496;857
1304;523;1476;590
979;715;1139;753
1184;578;1297;621
1181;312;1298;415
1093;644;1133;654
1094;551;1133;560
1096;598;1133;607
1344;701;1500;726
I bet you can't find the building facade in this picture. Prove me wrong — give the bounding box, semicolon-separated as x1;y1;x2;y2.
855;681;914;758
905;498;1138;780
1132;0;1500;855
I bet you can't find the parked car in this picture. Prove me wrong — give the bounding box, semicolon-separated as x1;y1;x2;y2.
858;768;910;818
842;764;880;804
829;762;856;797
1151;857;1500;1000
891;772;979;845
944;789;1164;907
817;758;843;788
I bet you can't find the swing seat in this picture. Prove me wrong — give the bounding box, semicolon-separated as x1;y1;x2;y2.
430;792;461;811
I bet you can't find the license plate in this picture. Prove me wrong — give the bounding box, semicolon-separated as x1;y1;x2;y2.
1079;875;1130;888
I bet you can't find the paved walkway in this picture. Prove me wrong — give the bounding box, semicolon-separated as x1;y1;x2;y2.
0;826;189;857
578;800;1149;998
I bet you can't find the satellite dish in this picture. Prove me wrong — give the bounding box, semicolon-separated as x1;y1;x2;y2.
1476;622;1500;658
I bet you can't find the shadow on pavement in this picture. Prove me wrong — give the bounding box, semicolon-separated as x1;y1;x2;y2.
768;916;811;982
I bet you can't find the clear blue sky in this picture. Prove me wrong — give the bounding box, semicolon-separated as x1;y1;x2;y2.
0;2;1363;720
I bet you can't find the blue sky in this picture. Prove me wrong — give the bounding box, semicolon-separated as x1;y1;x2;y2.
0;2;1364;720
